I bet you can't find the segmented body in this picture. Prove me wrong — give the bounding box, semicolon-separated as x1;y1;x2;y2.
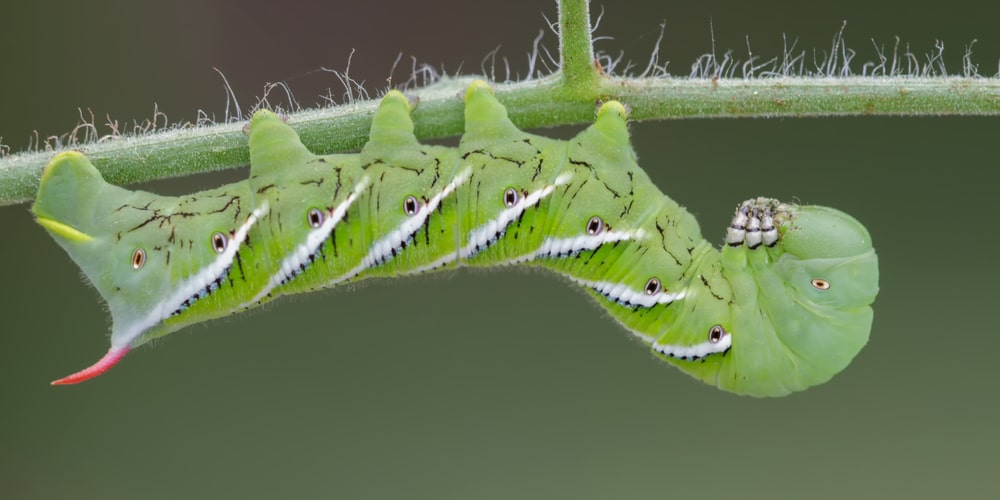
32;80;878;396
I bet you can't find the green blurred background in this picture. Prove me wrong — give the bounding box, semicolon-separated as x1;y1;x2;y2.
2;1;997;498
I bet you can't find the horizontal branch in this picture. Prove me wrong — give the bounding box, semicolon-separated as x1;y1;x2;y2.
2;74;998;206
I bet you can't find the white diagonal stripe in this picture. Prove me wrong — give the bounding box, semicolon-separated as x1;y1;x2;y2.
570;277;686;307
506;228;645;264
652;334;732;360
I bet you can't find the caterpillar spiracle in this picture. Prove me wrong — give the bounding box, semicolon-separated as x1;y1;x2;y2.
32;80;879;397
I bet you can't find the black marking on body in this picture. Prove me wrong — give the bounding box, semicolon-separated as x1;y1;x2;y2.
568;156;622;199
114;200;153;213
665;249;683;267
206;195;240;214
430;161;441;187
581;247;601;267
332;168;344;199
513;210;527;239
567;158;622;199
234;250;246;281
564;178;589;204
531;159;544;181
471;178;483;222
422;215;432;246
361;159;385;170
655;218;686;267
256;184;276;194
656;221;667;240
206;195;243;224
568;158;591;170
619;199;633;218
465;149;526;168
368;181;380;213
395;165;423;175
700;275;726;301
317;240;328;264
127;209;197;233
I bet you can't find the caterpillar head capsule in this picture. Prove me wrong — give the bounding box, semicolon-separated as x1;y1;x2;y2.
708;203;879;396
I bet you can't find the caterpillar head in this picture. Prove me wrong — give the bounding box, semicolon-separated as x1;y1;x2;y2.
758;205;878;389
658;202;878;397
719;203;878;396
33;152;255;384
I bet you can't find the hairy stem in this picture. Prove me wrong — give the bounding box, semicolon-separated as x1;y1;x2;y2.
1;0;998;206
557;0;600;93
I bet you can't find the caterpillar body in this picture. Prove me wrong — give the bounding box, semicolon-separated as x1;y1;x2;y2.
32;80;878;397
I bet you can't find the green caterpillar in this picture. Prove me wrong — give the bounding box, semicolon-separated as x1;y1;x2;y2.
32;80;878;397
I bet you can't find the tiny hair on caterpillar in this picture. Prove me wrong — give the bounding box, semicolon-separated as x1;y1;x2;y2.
32;80;878;397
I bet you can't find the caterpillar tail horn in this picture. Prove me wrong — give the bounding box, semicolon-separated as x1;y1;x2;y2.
50;347;130;385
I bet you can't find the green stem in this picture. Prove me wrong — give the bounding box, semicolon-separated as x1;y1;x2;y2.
557;0;600;94
1;0;998;206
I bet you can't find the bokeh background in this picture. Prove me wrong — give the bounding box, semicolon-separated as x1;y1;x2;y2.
2;1;997;498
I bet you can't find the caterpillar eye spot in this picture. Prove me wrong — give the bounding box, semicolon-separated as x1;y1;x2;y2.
503;188;520;208
130;248;146;270
708;325;726;343
307;208;324;228
586;216;604;235
811;278;831;290
644;278;661;295
211;232;228;253
403;196;420;216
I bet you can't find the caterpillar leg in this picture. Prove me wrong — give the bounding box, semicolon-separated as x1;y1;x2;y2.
725;197;792;248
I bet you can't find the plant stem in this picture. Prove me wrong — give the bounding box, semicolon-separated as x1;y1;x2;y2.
557;0;600;94
1;0;998;206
